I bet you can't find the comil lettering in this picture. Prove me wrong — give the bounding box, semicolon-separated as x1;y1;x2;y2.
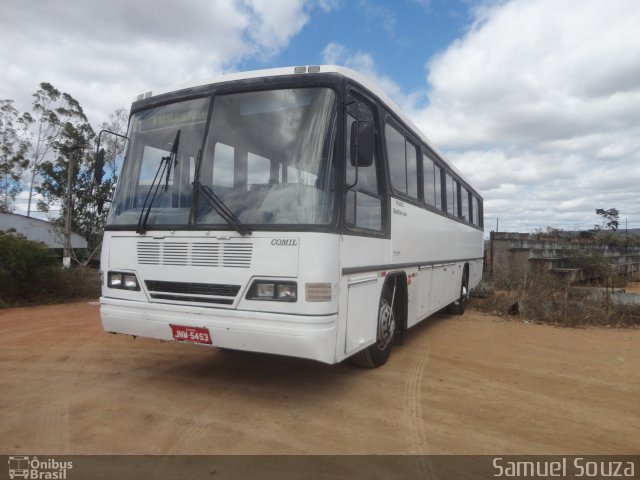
271;239;297;246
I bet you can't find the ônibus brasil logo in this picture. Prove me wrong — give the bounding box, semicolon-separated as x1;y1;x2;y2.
8;456;73;480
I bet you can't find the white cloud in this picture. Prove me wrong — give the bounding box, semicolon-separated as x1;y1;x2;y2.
414;0;640;232
1;0;334;217
0;0;329;126
420;0;640;148
243;0;311;57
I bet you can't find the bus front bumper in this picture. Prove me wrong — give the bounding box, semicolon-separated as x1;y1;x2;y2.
100;297;338;364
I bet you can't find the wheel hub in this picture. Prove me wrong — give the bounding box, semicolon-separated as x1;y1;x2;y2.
377;298;395;350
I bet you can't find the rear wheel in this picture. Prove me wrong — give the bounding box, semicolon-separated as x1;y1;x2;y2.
351;285;396;368
448;268;469;315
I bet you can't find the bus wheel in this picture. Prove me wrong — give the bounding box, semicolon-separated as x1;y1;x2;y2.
448;268;469;315
351;286;396;368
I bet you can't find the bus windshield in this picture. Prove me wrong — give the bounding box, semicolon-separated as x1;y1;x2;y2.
107;87;338;229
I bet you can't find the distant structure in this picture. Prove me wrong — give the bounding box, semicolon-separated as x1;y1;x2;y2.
487;231;640;288
0;212;87;251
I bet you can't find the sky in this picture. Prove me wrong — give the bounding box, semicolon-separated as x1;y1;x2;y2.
1;0;639;233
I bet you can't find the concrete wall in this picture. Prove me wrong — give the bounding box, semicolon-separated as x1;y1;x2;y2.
488;232;640;288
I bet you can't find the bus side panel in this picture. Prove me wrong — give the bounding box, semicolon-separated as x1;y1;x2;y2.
344;276;382;355
390;199;481;266
337;235;390;362
390;199;483;326
415;265;433;320
409;262;460;328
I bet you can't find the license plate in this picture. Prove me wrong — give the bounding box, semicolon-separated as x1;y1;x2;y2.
171;325;212;345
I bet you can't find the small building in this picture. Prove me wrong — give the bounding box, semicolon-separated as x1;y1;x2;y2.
0;212;87;251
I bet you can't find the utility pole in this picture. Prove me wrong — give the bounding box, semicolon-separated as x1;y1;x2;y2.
62;142;85;268
63;152;74;268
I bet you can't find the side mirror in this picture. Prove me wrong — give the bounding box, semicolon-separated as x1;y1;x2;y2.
95;129;129;181
350;120;374;167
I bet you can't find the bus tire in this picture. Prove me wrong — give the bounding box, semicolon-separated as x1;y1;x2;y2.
448;267;469;315
351;286;396;368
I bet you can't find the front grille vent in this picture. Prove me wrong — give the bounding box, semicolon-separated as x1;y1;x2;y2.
138;241;252;268
145;280;241;305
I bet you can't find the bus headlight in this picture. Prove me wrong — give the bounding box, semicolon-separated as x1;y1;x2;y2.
107;271;140;291
277;284;297;301
247;281;297;302
256;282;275;298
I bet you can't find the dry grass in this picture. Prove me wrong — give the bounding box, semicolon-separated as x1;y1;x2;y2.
477;274;640;327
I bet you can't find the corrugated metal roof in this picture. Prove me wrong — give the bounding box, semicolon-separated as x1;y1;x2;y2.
0;213;87;249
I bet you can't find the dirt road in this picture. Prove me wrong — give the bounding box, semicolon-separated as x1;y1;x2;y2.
0;301;638;454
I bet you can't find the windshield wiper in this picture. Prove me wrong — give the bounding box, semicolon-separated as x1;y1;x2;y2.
136;130;180;234
189;144;251;236
193;181;252;236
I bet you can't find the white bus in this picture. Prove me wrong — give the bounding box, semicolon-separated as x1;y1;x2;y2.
100;65;483;367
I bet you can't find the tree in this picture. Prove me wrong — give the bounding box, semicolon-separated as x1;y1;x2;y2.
0;100;30;212
25;83;86;217
21;83;127;266
594;208;619;232
37;105;96;266
36;106;126;266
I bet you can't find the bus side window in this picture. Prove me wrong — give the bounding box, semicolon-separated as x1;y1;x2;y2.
407;142;418;198
445;173;458;217
461;186;470;222
385;124;419;200
385;124;406;193
453;179;459;217
472;195;482;227
345;107;383;232
434;164;442;210
424;155;441;208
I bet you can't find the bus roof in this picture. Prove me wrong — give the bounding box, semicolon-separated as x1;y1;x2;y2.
137;65;468;185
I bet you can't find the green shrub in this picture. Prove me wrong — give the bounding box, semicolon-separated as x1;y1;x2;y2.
56;265;101;300
0;229;100;306
0;229;57;300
